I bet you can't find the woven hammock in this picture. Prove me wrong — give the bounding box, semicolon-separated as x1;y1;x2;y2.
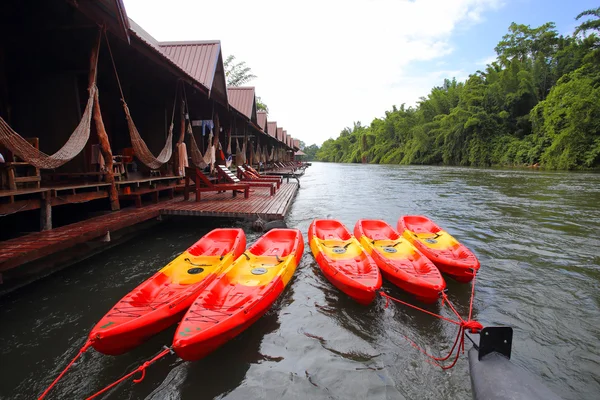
122;104;173;170
262;145;267;163
204;132;214;166
254;141;260;164
235;138;246;165
0;86;96;169
106;31;173;171
0;34;101;170
269;146;274;161
225;131;233;168
187;127;207;169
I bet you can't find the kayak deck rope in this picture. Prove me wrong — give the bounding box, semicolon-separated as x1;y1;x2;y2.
379;272;482;370
86;347;173;399
38;339;94;399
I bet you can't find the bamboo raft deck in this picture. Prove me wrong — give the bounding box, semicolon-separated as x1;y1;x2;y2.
0;182;298;275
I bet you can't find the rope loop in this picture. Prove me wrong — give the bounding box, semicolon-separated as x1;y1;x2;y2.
379;272;482;370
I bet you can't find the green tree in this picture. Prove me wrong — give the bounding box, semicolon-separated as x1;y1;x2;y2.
224;55;257;86
575;7;600;36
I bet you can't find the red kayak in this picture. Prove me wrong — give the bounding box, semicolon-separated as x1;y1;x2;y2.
173;228;304;361
89;228;246;355
308;219;382;305
397;215;480;283
354;219;445;303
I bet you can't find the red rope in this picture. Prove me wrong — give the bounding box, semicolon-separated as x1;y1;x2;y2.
379;274;483;370
85;348;171;400
38;340;94;400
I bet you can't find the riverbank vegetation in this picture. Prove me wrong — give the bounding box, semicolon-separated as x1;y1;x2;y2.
315;9;600;170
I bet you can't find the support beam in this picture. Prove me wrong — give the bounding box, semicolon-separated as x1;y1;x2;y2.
40;191;52;231
93;90;119;211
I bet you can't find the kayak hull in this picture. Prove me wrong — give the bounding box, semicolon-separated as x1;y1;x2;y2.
397;215;480;283
308;219;381;305
90;228;246;355
354;219;445;303
173;228;304;361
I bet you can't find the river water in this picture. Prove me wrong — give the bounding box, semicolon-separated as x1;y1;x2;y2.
1;163;599;399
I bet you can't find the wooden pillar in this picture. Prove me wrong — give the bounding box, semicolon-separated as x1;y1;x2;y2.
243;124;248;165
40;191;52;231
173;98;185;176
213;111;222;166
93;90;119;210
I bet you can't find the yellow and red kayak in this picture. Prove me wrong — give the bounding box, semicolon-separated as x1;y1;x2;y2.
354;219;445;303
308;219;381;305
397;215;480;283
173;228;304;361
89;228;246;355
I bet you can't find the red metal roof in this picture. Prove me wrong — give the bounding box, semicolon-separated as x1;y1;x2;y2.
276;127;284;142
227;87;257;122
267;121;277;138
293;139;300;149
160;41;229;106
128;19;210;96
257;111;267;132
160;41;220;91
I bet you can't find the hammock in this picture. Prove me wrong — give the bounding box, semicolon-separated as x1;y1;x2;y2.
224;133;232;167
187;123;207;169
254;141;260;164
123;104;173;170
0;34;100;170
106;32;173;170
235;138;246;165
269;146;274;161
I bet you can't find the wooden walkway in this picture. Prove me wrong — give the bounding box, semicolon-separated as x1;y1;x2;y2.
0;182;298;274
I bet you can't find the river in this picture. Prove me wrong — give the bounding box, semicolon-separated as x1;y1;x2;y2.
1;162;599;399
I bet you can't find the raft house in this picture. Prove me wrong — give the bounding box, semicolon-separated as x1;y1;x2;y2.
0;0;308;292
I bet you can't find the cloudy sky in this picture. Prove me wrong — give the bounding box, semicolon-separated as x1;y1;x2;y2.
123;0;597;146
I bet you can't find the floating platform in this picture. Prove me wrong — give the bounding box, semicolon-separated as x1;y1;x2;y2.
0;182;299;288
162;181;298;220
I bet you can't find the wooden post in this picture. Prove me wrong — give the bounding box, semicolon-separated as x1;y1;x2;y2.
93;90;119;210
40;191;52;231
243;125;248;165
173;98;185;176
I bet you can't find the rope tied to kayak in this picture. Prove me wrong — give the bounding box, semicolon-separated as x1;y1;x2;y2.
379;273;482;369
38;339;94;399
86;347;173;399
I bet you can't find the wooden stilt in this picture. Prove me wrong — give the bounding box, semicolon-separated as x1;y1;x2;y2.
40;191;52;231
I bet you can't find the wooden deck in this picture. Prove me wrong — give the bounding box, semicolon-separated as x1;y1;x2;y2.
161;181;298;220
0;182;298;276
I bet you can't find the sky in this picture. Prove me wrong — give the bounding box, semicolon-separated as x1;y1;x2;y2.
122;0;598;146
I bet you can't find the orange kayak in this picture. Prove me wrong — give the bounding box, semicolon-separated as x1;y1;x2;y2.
89;228;246;355
173;228;304;361
354;219;445;303
397;215;480;283
308;219;381;305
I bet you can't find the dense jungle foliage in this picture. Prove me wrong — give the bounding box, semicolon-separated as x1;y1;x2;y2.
315;10;600;169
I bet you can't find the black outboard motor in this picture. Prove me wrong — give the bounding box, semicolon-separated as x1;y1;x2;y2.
469;327;562;400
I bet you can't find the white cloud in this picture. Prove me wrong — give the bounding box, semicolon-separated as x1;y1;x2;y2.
123;0;503;145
